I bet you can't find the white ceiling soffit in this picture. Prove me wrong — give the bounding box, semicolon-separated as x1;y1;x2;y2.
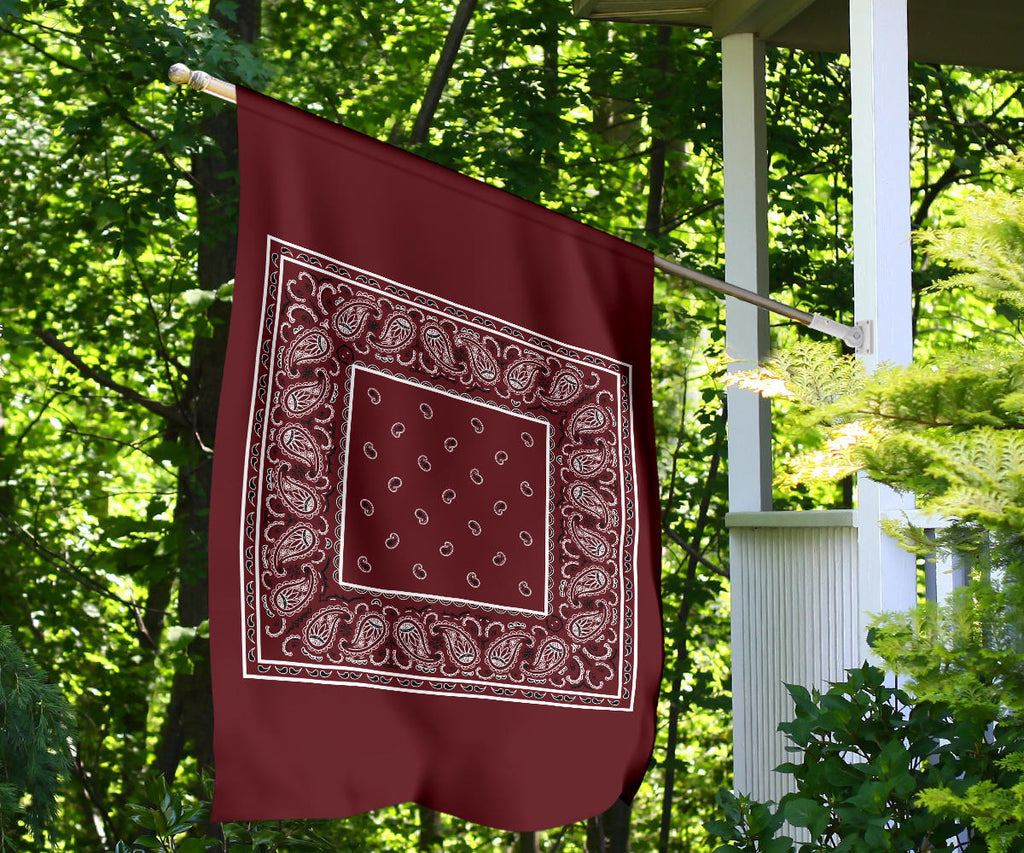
773;0;1024;73
572;0;1024;72
572;0;827;35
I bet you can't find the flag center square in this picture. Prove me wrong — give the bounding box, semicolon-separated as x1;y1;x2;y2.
338;367;551;616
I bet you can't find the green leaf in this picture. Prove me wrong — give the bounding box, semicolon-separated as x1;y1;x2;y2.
780;796;830;838
182;289;217;312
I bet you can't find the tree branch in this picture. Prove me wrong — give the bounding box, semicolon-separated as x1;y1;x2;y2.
34;329;189;429
0;23;85;73
661;526;728;579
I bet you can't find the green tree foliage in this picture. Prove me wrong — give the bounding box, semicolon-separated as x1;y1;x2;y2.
707;665;989;852
2;0;1024;850
720;160;1024;851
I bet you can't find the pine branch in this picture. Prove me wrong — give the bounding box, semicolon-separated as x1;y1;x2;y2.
34;329;188;429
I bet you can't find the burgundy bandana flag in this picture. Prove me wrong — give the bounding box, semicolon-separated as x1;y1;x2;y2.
208;87;662;831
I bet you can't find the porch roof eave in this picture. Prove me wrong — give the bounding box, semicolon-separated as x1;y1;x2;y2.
572;0;1024;73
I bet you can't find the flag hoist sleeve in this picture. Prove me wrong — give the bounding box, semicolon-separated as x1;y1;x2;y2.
208;86;663;832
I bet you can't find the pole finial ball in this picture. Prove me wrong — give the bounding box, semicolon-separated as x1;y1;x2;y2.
168;63;192;85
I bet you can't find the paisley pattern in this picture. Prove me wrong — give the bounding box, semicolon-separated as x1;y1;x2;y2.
242;237;639;709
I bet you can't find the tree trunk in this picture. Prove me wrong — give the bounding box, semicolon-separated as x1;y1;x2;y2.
418;805;443;850
587;799;631;853
407;0;478;145
645;136;667;236
657;411;724;853
644;27;672;237
155;0;260;782
518;830;539;853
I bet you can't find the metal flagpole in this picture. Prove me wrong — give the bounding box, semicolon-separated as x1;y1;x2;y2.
167;63;871;353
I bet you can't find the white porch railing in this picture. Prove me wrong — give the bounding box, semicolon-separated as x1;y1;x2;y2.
727;509;965;804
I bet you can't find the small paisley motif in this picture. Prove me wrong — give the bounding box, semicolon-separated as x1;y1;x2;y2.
520;481;534;497
523;637;568;675
492;551;506;566
444;437;458;453
568;441;612;477
280;425;325;478
414;508;429;525
435;622;481;668
466;571;481;588
359;499;374;516
286;328;330;370
494;451;508;465
469;468;484;485
302;607;346;655
493;500;507;516
344;613;387;655
439;541;454;557
519;531;533;546
540;367;584;406
417;454;432;472
567;403;610;437
271;525;315;566
284;374;330;416
518;581;532;597
420;403;434;419
567;566;610;602
456;332;500;384
504;357;546;394
280;474;322;517
390;422;405;438
394;618;435;663
568;603;611;642
470;417;484;434
357;555;372;573
333;296;378;339
441;488;456;504
521;431;535;448
385;532;400;550
486;632;530;671
412;563;427;580
568;517;608;560
467;519;482;536
370;311;415;352
568;481;609;523
421;320;463;374
367;387;381;405
269;572;318;617
363;441;378;460
344;613;388;655
388;476;403;493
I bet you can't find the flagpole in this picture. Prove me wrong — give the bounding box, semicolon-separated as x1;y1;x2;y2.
167;63;869;352
169;63;237;103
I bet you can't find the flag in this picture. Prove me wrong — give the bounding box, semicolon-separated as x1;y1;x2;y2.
208;86;662;831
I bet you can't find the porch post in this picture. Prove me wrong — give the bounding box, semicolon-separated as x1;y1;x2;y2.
849;0;918;656
722;32;773;799
722;32;772;513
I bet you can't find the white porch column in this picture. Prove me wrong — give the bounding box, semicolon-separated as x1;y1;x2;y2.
723;33;772;512
722;32;774;799
849;0;918;657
